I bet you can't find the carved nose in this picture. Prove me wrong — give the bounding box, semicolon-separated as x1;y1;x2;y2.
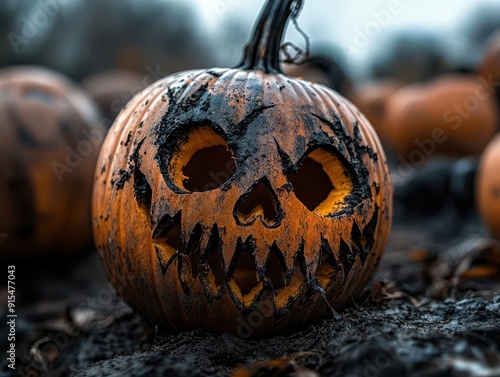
234;178;282;228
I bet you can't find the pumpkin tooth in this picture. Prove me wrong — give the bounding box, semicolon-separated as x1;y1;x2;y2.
264;245;286;292
302;239;320;277
181;214;199;242
151;212;180;240
185;223;202;254
151;212;183;276
274;273;303;313
339;238;355;277
198;225;212;256
228;244;259;297
303;243;320;282
221;235;239;275
253;236;272;271
206;235;224;286
280;241;297;275
314;239;339;289
205;224;220;256
195;225;225;299
155;245;175;276
286;243;305;284
271;244;305;312
225;237;270;311
177;253;195;294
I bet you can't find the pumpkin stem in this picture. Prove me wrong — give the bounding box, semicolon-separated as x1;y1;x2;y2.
238;0;303;74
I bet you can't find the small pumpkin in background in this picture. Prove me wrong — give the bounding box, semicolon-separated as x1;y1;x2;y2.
283;53;355;100
82;70;145;125
0;66;101;256
93;0;392;336
353;80;401;145
477;134;500;240
385;76;498;159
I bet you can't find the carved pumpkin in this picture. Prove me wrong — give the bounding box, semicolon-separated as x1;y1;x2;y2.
82;70;145;125
93;0;392;336
353;80;401;144
385;76;498;159
0;66;101;255
477;134;500;240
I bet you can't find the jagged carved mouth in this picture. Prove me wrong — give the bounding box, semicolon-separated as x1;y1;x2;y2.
134;165;377;315
151;211;373;314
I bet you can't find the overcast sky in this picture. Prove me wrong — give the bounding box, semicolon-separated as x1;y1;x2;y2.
174;0;499;74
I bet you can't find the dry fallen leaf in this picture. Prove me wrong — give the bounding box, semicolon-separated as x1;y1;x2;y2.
407;248;430;263
372;281;420;306
425;236;500;298
232;353;318;377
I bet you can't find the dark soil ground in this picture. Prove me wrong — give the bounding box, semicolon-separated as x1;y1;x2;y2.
2;160;500;377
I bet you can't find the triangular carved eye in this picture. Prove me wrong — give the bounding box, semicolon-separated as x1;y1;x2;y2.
168;126;237;192
287;147;353;216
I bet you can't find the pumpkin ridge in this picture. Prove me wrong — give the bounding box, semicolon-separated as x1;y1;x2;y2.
113;87;170;312
110;84;173;189
104;81;167;193
166;70;220;108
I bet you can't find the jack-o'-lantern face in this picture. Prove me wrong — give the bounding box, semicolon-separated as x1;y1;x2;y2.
0;67;101;256
93;0;392;336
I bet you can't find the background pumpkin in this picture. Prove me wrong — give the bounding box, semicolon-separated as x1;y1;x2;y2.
0;66;101;256
478;29;500;84
477;134;500;240
82;70;146;125
385;75;498;159
93;0;392;336
352;80;401;145
283;53;355;100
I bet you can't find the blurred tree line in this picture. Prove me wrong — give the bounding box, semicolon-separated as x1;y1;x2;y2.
0;0;219;81
369;2;500;84
0;0;499;85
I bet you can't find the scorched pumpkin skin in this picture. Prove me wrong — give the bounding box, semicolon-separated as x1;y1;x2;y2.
92;0;392;336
